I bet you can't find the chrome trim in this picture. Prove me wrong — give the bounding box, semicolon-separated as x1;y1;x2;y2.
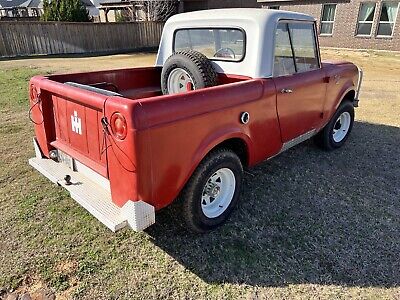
354;66;363;107
281;88;293;94
280;129;317;153
240;112;250;124
268;129;317;160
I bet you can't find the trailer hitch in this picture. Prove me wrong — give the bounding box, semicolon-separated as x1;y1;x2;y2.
64;175;72;186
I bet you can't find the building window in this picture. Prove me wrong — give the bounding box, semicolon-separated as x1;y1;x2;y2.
377;1;399;37
356;2;376;36
320;4;337;35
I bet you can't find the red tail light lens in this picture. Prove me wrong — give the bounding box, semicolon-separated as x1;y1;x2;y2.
110;113;127;140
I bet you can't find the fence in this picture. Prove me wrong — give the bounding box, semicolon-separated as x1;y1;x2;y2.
0;21;164;58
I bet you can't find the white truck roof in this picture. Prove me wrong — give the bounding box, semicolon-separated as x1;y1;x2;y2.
156;8;316;78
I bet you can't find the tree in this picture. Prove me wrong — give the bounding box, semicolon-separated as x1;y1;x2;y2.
136;0;178;21
41;0;90;22
115;9;131;22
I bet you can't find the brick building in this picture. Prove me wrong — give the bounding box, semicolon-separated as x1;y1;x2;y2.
182;0;400;51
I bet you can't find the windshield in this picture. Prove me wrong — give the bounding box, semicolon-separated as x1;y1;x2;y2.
174;28;245;62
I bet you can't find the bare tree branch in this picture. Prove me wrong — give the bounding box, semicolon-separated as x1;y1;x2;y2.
135;0;178;21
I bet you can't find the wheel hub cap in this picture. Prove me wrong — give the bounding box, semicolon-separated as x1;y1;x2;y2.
332;111;351;143
201;168;236;218
167;68;194;95
205;183;220;199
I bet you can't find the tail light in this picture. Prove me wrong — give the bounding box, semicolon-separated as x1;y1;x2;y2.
110;112;127;140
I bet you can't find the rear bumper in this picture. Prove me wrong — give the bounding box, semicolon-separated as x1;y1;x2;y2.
29;139;155;232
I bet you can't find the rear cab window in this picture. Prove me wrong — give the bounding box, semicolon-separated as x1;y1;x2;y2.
273;21;320;77
174;28;246;62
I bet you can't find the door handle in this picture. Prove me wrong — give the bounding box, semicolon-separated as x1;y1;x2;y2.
281;88;293;94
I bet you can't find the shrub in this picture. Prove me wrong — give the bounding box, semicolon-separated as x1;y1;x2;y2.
41;0;90;22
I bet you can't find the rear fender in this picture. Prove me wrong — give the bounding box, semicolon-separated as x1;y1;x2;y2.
175;128;252;203
193;128;253;169
104;96;140;207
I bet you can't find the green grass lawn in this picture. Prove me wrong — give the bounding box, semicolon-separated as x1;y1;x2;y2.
0;51;399;299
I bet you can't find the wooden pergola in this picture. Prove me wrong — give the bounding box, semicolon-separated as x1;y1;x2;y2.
99;1;134;22
99;0;179;22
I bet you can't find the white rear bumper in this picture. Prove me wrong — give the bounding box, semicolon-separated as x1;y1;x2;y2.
29;143;155;232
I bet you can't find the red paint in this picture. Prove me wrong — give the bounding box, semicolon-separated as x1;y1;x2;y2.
29;62;358;210
273;68;327;142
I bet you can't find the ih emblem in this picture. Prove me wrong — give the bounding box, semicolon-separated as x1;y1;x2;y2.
71;111;82;135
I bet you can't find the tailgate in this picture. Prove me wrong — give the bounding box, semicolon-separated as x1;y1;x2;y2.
51;95;107;176
30;76;110;177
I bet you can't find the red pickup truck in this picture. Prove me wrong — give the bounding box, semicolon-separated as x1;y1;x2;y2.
29;9;363;233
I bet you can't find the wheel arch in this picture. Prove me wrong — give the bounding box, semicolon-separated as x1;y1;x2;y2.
340;90;356;105
210;137;250;168
335;87;356;110
324;86;356;126
173;133;252;207
319;85;356;134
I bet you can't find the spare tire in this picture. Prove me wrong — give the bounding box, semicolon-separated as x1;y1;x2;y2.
161;50;218;95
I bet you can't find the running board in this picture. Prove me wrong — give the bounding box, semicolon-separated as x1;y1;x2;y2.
268;129;317;160
280;129;317;153
28;157;155;232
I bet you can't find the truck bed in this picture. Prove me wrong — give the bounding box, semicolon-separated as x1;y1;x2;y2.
48;67;250;101
29;67;269;210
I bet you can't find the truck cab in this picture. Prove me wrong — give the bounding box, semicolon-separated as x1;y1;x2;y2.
28;9;362;233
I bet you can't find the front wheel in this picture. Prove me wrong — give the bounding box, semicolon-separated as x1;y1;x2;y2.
314;101;355;150
181;149;243;233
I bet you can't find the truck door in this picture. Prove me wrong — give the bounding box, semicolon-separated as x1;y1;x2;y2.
273;21;327;142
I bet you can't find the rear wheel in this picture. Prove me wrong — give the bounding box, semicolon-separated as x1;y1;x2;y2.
315;101;355;150
181;149;243;233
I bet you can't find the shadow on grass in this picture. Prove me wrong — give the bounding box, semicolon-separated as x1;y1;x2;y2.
147;121;400;288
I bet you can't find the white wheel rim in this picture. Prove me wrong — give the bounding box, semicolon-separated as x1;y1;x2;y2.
167;68;194;94
332;111;351;143
201;168;236;219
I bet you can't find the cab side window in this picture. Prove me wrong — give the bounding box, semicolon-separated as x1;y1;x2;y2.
289;22;320;72
273;21;320;77
273;23;296;77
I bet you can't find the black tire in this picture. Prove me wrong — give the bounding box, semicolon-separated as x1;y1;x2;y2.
161;50;218;95
181;148;243;233
314;101;355;151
